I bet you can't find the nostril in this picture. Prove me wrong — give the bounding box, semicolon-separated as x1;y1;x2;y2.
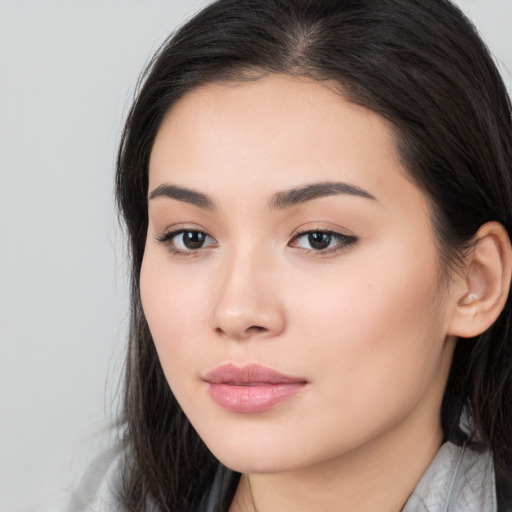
247;325;267;334
215;324;267;338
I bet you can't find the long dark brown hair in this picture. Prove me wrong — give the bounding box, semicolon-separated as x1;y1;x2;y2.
115;0;512;510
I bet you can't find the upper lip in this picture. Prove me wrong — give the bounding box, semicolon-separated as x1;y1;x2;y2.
203;363;307;385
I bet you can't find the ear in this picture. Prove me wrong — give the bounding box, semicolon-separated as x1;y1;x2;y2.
448;221;512;338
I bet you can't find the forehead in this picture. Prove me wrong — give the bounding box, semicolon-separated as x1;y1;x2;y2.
155;75;397;148
148;75;426;217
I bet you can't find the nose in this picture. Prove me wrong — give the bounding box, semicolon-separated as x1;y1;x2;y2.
210;249;286;341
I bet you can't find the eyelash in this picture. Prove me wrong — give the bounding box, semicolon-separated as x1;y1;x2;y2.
155;228;358;258
156;229;217;257
289;229;358;255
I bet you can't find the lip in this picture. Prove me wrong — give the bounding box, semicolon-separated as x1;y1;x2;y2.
203;364;308;413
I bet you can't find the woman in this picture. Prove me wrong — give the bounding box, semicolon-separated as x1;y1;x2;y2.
73;0;512;510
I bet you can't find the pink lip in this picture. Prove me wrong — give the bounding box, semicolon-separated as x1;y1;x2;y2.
203;364;308;413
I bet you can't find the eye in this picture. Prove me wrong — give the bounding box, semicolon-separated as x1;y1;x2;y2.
156;229;217;255
290;230;357;254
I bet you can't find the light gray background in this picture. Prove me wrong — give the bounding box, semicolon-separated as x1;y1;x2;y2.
0;1;510;511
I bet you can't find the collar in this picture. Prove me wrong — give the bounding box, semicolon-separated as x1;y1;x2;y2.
402;441;496;512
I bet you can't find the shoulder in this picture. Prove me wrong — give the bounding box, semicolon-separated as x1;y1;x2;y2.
65;444;127;512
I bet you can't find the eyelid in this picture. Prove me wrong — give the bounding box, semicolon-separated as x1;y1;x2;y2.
155;222;212;240
288;220;356;238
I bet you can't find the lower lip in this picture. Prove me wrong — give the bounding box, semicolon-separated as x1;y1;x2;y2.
207;382;306;413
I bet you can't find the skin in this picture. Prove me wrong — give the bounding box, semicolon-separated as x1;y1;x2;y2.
141;75;465;511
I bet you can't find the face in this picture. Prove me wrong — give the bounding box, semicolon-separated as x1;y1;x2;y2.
141;75;458;474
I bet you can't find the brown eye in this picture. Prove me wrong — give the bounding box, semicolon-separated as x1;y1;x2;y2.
156;229;217;255
307;232;333;250
290;230;357;253
180;231;207;249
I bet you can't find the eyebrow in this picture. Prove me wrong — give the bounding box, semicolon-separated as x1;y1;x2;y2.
149;183;215;210
148;180;377;211
269;181;377;209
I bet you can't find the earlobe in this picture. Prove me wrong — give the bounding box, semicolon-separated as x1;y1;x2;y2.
448;222;512;338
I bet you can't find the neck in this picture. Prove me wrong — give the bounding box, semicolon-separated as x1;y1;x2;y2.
229;408;444;512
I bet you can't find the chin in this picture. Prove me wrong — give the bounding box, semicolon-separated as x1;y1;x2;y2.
199;430;320;475
211;449;293;474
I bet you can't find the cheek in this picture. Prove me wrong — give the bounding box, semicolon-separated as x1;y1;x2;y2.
139;251;210;381
289;242;449;408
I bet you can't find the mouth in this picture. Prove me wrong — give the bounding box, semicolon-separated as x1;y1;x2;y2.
203;363;308;413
